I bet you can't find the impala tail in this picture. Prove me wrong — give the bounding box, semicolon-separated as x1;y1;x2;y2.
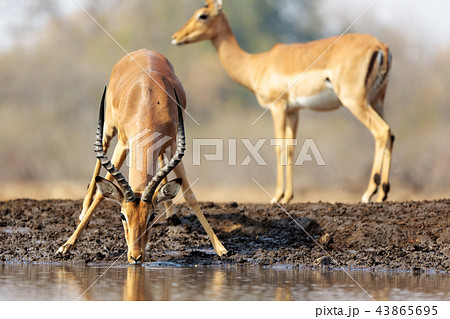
366;47;392;104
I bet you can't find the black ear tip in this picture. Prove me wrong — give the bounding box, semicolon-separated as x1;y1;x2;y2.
174;178;183;185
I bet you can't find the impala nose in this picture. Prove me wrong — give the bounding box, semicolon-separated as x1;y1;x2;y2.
130;254;142;264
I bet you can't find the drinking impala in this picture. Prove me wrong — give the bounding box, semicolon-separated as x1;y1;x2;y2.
56;49;227;263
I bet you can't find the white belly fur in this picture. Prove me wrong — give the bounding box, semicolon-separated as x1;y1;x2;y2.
288;85;341;111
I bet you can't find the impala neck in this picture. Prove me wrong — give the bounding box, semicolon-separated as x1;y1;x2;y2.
211;15;257;93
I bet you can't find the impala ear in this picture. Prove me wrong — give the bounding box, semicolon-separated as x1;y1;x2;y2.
95;176;124;203
214;0;223;12
152;178;182;206
205;0;223;13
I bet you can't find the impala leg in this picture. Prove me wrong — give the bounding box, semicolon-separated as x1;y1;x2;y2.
373;92;394;202
376;129;394;202
79;136;113;221
159;153;177;221
270;106;287;204
79;160;102;221
280;111;299;204
172;161;228;256
343;99;391;203
57;141;128;256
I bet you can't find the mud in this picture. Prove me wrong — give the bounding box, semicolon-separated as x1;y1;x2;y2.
0;199;449;272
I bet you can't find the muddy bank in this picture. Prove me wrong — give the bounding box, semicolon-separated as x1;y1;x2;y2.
0;199;449;271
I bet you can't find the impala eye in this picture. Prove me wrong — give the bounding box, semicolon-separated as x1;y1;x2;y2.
120;213;126;222
148;213;155;224
198;14;208;20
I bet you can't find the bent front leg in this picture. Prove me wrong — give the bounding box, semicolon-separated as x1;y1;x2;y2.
57;141;127;256
173;161;227;256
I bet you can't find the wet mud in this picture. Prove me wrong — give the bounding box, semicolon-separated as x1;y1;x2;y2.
0;199;449;272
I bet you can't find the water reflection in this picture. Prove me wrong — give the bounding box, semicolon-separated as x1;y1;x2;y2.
0;264;448;301
123;266;148;301
55;265;97;301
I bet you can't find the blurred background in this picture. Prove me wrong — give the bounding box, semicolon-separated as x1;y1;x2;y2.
0;0;449;202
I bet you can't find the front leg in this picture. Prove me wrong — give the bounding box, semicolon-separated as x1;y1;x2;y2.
271;142;285;204
270;106;287;204
57;140;127;256
173;162;228;256
279;111;299;204
57;194;104;255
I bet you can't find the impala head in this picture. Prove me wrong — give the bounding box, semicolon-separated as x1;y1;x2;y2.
95;177;182;264
171;0;224;45
95;87;185;264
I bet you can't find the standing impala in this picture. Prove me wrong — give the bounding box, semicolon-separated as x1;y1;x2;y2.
172;0;394;204
56;49;227;263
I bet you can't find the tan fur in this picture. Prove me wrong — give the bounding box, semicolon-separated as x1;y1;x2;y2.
172;1;394;204
57;49;227;263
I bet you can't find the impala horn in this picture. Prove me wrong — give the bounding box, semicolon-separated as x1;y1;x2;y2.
142;88;186;202
94;86;136;202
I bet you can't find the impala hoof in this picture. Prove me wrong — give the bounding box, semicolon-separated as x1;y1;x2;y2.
270;192;284;204
56;243;74;256
361;192;372;203
214;244;228;257
279;195;293;205
217;249;228;257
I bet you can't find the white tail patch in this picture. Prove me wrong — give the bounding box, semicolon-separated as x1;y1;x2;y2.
369;51;389;102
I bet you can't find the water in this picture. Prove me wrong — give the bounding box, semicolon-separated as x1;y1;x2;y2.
0;264;448;301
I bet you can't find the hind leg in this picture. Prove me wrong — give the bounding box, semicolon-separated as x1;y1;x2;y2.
79;160;103;221
79;126;116;221
376;128;394;202
158;153;179;224
373;91;394;202
341;97;392;203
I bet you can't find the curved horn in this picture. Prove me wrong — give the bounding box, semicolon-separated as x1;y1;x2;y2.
142;88;186;202
94;87;136;202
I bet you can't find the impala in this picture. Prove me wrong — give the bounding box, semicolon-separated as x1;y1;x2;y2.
56;49;227;263
172;0;394;204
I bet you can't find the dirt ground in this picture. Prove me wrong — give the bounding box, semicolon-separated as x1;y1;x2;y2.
0;199;449;272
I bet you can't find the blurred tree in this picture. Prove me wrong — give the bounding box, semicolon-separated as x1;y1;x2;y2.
1;0;320;182
210;0;324;52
